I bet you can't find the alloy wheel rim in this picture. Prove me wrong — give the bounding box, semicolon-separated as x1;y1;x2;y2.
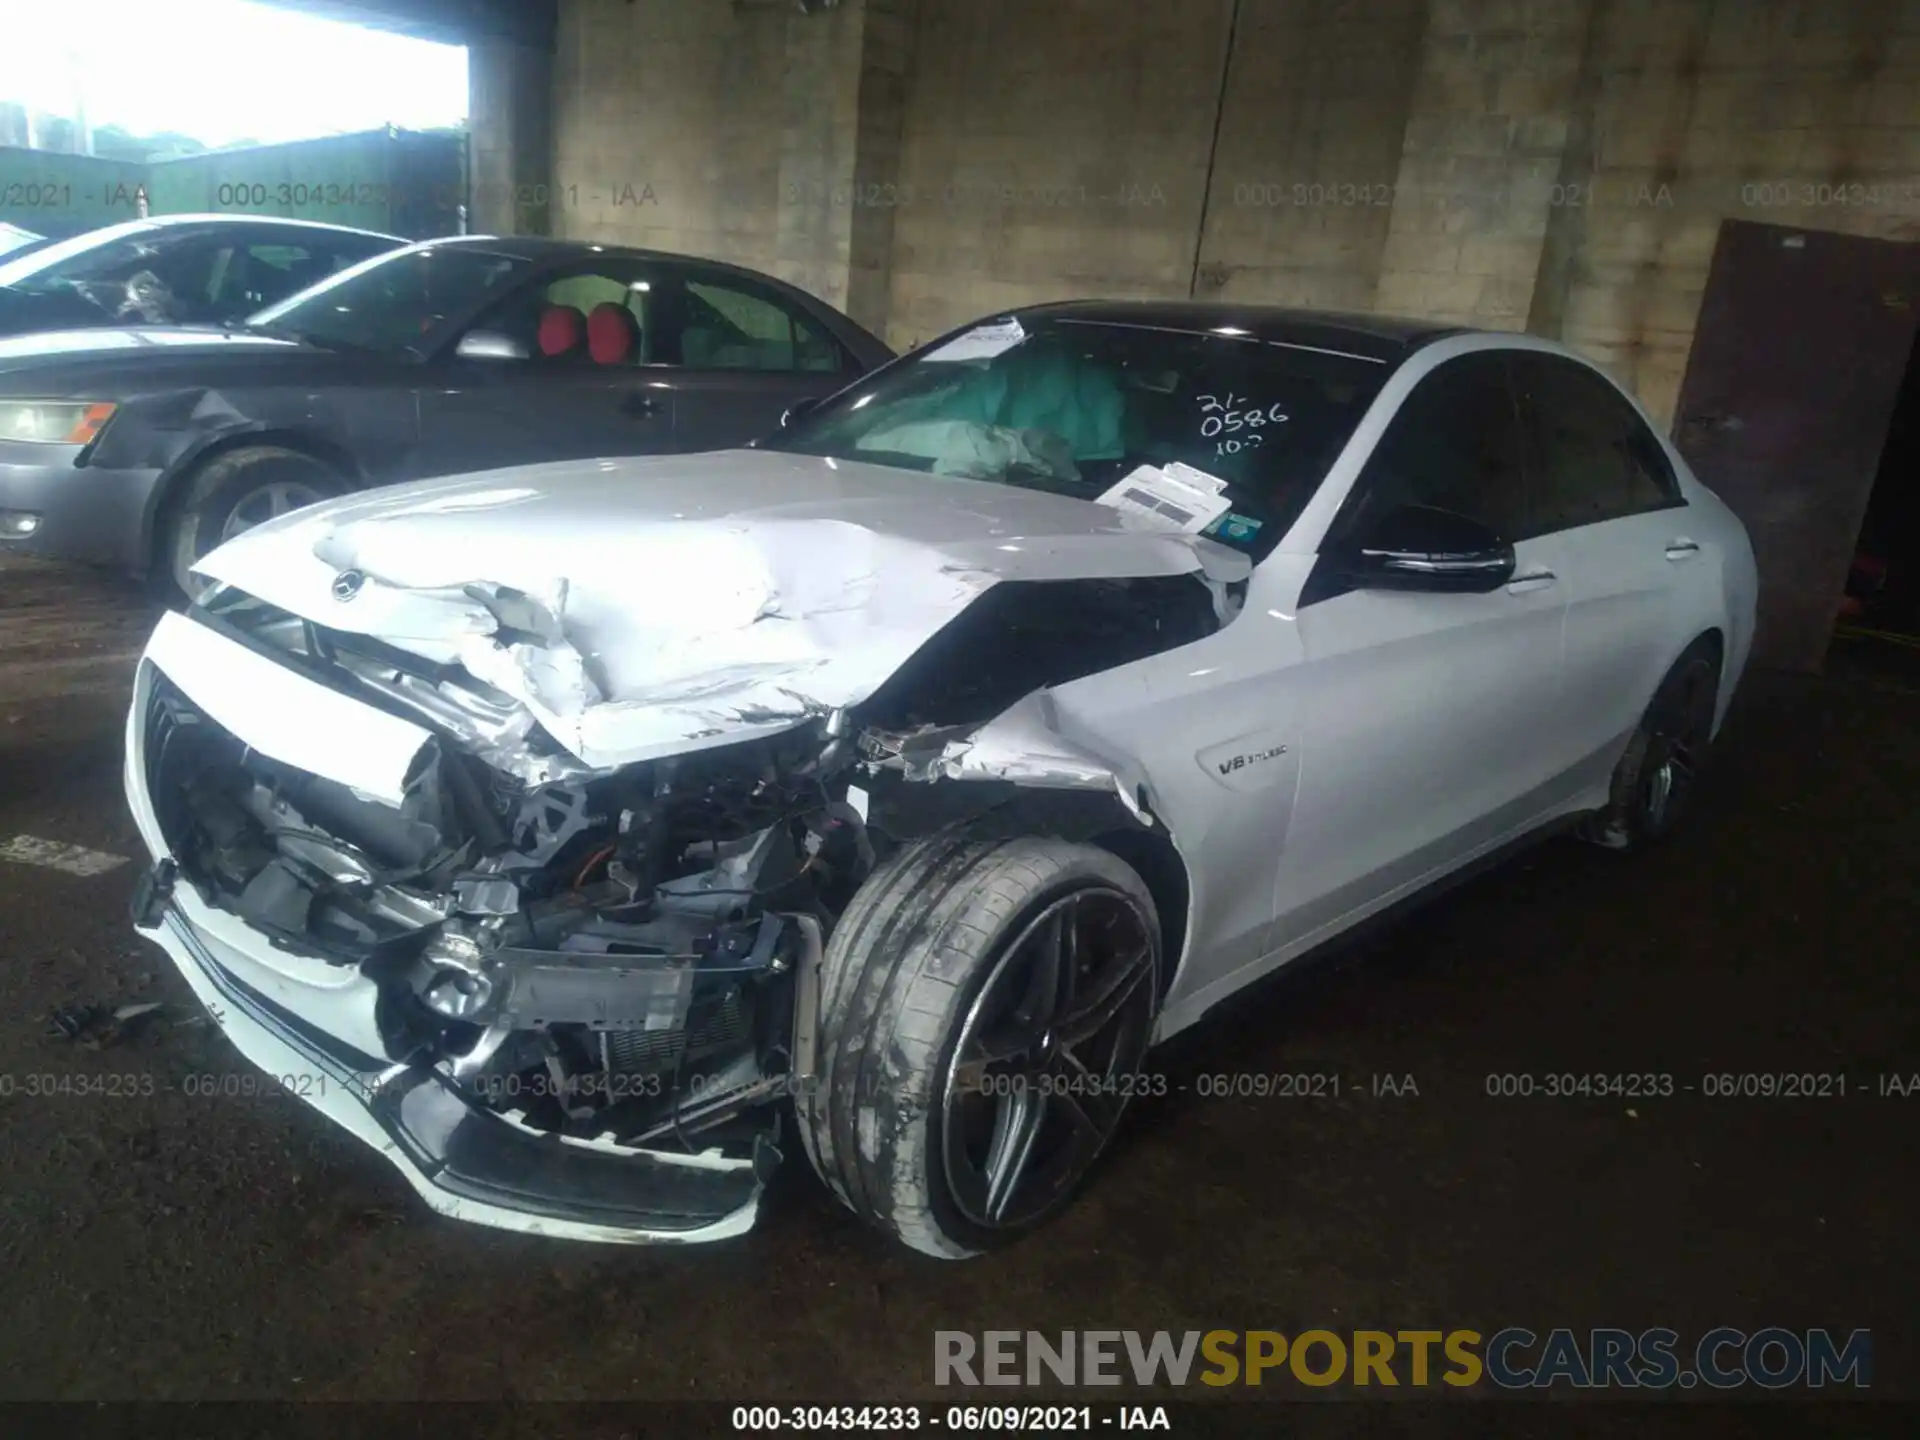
219;479;325;542
1642;670;1708;831
1645;755;1677;828
941;886;1156;1230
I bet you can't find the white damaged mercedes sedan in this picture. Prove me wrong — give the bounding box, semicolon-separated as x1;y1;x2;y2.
124;303;1757;1258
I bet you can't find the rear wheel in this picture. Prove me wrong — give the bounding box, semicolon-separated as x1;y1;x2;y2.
1583;641;1721;849
798;830;1159;1258
163;445;345;600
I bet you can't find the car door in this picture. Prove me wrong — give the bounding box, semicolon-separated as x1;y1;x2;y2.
1510;350;1698;783
652;264;861;450
1272;349;1574;950
413;257;677;473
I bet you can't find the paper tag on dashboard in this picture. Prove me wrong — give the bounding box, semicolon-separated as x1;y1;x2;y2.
1095;464;1232;534
1162;460;1229;494
924;318;1026;363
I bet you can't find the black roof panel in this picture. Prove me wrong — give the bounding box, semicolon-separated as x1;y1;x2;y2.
406;234;818;289
407;254;1468;361
1006;299;1467;362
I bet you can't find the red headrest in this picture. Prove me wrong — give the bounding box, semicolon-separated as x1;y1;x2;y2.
537;304;585;357
587;301;638;365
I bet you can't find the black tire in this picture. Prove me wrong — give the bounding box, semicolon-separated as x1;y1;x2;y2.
798;829;1160;1259
1582;638;1722;850
162;445;346;600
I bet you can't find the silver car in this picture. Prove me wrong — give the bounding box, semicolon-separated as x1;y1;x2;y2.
124;303;1756;1257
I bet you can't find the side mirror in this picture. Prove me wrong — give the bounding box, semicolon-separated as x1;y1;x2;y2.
455;329;529;362
780;396;821;429
1332;504;1515;593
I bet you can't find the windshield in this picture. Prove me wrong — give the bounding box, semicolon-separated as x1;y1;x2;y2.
768;316;1390;559
248;245;531;354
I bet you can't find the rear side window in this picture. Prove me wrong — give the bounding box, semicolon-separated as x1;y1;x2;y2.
235;243;335;309
326;233;396;269
1512;352;1680;535
1333;352;1529;543
677;272;846;373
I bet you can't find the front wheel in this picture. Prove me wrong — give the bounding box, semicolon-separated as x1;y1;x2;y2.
798;831;1160;1258
162;445;345;600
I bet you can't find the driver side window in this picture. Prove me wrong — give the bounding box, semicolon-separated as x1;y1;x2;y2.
110;234;231;322
1332;352;1528;544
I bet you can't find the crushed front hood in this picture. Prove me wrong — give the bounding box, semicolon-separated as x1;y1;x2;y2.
195;450;1249;768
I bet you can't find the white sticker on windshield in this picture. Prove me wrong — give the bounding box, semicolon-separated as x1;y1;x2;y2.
1095;464;1232;535
924;318;1026;363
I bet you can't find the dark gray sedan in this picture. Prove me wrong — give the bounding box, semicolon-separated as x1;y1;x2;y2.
0;235;893;594
0;214;404;337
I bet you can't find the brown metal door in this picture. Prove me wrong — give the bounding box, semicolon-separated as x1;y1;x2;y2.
1672;219;1919;671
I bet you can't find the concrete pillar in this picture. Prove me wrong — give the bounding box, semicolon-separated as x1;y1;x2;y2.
468;40;555;236
774;0;917;336
1192;0;1430;311
1372;0;1595;328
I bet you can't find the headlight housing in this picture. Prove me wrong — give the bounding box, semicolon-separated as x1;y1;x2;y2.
0;400;118;445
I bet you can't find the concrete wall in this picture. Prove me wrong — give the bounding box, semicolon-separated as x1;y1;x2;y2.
1537;0;1920;420
1193;0;1429;312
549;0;915;333
882;0;1233;349
552;0;786;266
549;0;1920;414
1371;0;1599;332
471;40;555;235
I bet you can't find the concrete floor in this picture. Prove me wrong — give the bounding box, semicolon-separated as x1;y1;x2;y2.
1;555;1915;1422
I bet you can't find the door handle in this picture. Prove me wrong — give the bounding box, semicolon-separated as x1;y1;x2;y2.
620;392;664;418
1506;568;1557;594
1664;539;1701;561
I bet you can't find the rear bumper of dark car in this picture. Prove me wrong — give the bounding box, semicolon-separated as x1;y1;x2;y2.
0;438;162;569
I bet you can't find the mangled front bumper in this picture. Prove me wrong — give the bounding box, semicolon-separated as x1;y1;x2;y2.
122;622;767;1245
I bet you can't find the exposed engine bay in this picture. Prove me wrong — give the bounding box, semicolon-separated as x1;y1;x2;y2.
140;571;1230;1160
